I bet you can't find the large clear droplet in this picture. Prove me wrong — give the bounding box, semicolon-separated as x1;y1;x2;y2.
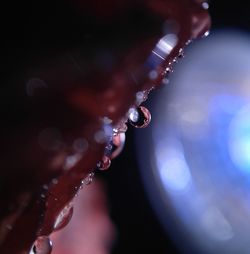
53;203;73;231
29;236;52;254
97;156;111;171
128;106;151;128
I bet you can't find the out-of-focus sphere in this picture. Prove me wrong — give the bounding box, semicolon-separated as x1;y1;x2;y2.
137;31;250;254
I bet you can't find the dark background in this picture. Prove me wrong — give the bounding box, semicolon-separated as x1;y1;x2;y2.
103;2;250;254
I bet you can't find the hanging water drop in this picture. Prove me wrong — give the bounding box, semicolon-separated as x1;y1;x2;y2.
105;132;126;160
97;155;111;171
53;203;73;231
110;133;126;159
128;106;151;128
29;236;52;254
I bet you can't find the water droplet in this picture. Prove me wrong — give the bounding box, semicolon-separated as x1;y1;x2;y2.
29;236;52;254
105;132;126;160
165;67;171;74
128;106;151;128
97;156;111;171
53;203;73;231
82;172;95;185
128;107;139;123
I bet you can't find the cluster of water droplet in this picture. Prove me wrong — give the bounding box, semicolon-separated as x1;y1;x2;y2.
26;1;212;252
95;90;152;173
29;35;187;254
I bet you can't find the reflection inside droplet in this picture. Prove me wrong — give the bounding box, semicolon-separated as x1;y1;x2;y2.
128;107;139;123
128;106;151;128
104;132;126;160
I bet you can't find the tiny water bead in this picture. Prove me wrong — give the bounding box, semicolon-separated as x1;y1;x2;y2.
82;172;95;185
128;106;151;128
97;156;111;171
29;236;52;254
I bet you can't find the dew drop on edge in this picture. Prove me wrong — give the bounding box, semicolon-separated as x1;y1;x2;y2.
128;106;151;128
97;156;111;171
110;132;126;160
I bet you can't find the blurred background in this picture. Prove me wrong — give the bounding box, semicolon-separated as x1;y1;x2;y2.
99;1;250;254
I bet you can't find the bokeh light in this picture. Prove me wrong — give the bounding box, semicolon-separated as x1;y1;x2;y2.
137;30;250;254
